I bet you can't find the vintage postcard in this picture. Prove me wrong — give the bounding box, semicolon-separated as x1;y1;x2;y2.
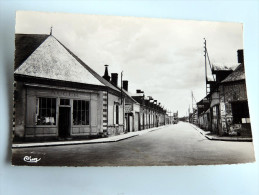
12;11;255;166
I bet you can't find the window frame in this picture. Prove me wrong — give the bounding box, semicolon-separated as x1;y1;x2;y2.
36;97;57;126
73;99;90;126
114;102;120;125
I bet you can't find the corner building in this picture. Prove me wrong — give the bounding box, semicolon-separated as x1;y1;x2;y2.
14;34;124;141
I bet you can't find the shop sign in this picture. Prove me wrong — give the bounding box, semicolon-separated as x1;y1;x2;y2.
51;90;79;97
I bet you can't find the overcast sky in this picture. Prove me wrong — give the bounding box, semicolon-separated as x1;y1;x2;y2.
15;11;243;117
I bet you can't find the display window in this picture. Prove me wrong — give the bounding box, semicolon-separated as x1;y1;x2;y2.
36;97;56;125
73;100;89;125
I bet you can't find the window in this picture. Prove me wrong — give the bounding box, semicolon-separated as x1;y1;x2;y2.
116;104;119;124
113;103;120;125
36;97;56;125
231;101;250;124
73;100;89;125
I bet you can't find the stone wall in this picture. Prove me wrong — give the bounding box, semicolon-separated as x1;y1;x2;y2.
218;81;251;136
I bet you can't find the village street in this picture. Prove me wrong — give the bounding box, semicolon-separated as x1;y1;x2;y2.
12;122;255;166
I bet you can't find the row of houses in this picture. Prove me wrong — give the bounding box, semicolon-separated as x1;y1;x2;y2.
13;33;172;142
191;49;252;137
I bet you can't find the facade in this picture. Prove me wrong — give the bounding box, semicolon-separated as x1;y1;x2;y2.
196;49;251;137
122;81;141;132
132;91;167;130
14;34;124;141
197;95;210;131
218;62;251;136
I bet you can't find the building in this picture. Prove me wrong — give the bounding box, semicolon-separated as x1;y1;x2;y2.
14;34;125;141
218;50;251;136
209;63;238;134
197;95;210;130
115;79;141;132
132;91;167;130
196;49;251;137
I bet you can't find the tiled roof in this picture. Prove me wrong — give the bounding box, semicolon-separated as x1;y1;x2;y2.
56;38;120;92
15;34;49;69
15;35;105;86
221;63;245;83
14;34;120;92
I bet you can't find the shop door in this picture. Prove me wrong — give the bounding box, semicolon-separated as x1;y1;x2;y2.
58;107;70;138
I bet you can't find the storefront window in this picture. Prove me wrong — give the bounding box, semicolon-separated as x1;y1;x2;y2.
36;97;56;125
73;100;89;125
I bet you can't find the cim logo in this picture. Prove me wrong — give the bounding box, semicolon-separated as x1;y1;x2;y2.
23;156;41;163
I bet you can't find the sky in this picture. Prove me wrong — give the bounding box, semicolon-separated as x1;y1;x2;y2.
15;11;243;117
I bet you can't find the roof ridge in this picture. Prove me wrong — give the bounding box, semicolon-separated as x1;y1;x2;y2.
52;36;120;92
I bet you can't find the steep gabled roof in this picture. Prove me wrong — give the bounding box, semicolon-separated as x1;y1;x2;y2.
14;34;120;92
221;63;246;83
56;38;120;92
15;34;49;69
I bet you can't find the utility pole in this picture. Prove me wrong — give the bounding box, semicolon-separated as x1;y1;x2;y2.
121;71;123;104
204;38;208;95
204;38;215;95
121;71;125;132
188;105;190;123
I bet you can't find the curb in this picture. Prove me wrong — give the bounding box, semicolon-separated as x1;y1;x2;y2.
189;123;252;142
12;126;164;149
12;134;139;149
205;135;252;142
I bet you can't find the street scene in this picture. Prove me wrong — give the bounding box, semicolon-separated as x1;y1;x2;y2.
12;11;255;166
12;122;255;166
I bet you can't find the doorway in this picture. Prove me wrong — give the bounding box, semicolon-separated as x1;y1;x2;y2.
58;107;71;138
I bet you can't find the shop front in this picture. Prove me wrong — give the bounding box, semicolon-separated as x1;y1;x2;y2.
15;83;103;140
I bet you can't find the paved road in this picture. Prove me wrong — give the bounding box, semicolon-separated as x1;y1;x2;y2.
12;122;255;166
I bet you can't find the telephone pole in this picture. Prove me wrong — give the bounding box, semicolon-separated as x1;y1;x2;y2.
204;38;208;95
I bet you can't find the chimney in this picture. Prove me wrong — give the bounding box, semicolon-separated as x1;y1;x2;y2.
122;80;128;91
111;73;118;86
103;65;110;82
237;49;244;64
136;89;144;93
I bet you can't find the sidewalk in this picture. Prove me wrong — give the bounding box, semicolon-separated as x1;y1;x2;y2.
190;124;253;142
12;126;164;148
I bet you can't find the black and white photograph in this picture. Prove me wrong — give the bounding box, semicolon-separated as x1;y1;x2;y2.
12;10;255;166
